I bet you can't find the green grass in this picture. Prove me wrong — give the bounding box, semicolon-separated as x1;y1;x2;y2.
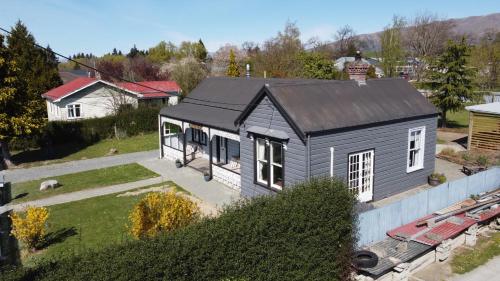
10;163;159;204
437;138;447;144
446;109;469;128
11;132;158;168
22;181;182;267
451;232;500;274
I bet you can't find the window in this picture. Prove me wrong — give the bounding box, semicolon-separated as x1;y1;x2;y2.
407;126;425;172
348;150;374;202
163;123;182;150
255;138;284;190
191;128;207;145
67;104;81;119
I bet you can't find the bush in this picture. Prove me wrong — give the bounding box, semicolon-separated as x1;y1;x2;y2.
430;172;447;184
9;207;49;251
7;178;357;281
476;155;489;166
42;106;160;147
128;191;200;239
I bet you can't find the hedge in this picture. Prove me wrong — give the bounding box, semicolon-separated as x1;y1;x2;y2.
3;178;358;281
9;106;159;150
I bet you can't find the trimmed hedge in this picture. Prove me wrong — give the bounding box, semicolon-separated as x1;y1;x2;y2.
4;178;357;281
9;106;159;150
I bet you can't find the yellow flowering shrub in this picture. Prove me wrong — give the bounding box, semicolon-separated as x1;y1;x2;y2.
129;191;200;239
9;206;49;250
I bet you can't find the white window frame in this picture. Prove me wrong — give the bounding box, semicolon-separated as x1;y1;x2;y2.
407;126;426;173
255;138;284;190
67;103;82;119
348;150;374;202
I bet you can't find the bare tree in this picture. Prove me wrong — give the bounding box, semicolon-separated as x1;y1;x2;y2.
334;25;357;57
210;44;246;76
103;88;135;115
405;12;455;80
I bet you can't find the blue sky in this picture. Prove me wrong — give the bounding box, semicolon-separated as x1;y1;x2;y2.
0;0;498;56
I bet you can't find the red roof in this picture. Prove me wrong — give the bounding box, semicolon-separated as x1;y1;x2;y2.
42;79;180;101
42;77;97;101
116;81;181;98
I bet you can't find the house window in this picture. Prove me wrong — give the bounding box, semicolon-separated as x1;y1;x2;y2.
407;126;425;172
348;150;374;202
67;104;81;119
191;128;207;145
163;122;181;150
255;138;284;190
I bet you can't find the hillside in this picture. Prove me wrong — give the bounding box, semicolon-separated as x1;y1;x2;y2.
336;12;500;52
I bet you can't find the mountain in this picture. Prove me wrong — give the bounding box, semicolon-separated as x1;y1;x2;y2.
334;13;500;53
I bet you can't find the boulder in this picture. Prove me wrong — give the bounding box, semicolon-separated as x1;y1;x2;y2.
40;179;59;191
107;148;118;155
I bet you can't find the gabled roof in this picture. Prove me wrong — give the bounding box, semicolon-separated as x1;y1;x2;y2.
42;78;180;102
160;77;438;138
42;77;99;101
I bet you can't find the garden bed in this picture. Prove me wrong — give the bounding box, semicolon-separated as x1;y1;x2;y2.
437;148;500;167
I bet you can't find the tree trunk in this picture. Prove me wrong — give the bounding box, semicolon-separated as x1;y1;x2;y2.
0;140;14;168
441;110;447;128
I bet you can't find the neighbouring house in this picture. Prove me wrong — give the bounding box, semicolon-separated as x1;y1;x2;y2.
159;77;438;202
466;102;500;151
42;77;180;121
58;69;92;84
335;56;384;78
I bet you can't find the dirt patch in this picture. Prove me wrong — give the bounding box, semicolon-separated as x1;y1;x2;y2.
438;148;500;167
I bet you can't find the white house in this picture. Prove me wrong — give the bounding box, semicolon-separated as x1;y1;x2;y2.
42;77;180;121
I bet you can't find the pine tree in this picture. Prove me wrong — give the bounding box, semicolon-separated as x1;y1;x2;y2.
1;21;61;166
112;48;118;55
428;37;476;127
226;49;240;77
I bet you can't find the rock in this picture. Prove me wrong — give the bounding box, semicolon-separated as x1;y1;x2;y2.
107;148;118;155
40;179;59;191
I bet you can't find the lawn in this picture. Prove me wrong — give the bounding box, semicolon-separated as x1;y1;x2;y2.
22;181;182;267
451;232;500;274
446;109;469;128
10;163;159;204
11;132;158;168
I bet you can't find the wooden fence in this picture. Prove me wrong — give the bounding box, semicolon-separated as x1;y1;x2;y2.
358;167;500;246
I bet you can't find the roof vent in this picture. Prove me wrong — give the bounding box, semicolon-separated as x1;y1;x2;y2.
246;64;251;78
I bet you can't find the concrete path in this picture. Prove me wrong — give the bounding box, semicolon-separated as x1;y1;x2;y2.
435;158;465;182
138;158;241;209
450;255;500;281
1;150;158;183
0;177;163;213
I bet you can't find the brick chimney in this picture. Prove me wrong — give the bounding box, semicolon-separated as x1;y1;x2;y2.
347;51;369;85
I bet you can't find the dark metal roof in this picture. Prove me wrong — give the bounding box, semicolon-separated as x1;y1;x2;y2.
358;238;432;277
160;77;438;135
266;78;438;134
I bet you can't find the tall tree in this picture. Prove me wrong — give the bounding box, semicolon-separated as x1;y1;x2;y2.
405;12;454;80
297;51;338;79
334;25;357;57
172;57;207;96
428;37;475;128
226;49;240;77
195;39;208;62
379;16;406;77
147;41;177;63
2;21;61;166
469;31;500;91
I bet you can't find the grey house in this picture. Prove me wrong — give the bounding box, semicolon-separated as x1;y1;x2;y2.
159;77;437;202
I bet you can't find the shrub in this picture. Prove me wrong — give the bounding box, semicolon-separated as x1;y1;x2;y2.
9;206;49;251
7;178;357;281
462;152;471;162
128;191;200;239
430;172;447;184
476;155;489;166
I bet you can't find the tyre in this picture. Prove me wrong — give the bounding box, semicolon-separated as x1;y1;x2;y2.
353;250;378;268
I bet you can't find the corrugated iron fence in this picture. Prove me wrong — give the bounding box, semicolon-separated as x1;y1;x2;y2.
358;167;500;246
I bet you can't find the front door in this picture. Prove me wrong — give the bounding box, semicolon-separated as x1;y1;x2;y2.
348;150;374;202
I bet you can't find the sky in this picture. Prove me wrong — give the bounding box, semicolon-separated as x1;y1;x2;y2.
0;0;499;56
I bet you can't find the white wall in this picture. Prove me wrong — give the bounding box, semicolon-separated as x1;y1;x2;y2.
47;83;138;121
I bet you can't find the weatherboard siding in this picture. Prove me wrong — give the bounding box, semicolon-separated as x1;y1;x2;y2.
309;116;437;201
240;96;307;197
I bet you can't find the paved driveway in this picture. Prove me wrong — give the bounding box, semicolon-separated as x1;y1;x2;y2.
1;150;157;183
